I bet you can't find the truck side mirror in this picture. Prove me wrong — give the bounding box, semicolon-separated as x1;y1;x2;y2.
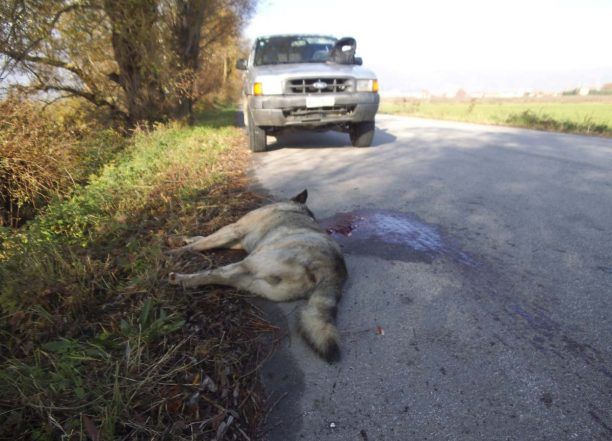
330;37;356;64
236;59;248;70
354;57;363;66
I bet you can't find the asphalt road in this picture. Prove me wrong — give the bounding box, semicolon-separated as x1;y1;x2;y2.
250;115;612;441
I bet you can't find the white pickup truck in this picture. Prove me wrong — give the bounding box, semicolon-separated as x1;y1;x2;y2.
236;35;379;152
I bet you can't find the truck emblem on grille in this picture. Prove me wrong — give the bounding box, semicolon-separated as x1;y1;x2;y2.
312;80;328;90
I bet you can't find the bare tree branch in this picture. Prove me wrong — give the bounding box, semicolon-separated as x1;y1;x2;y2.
40;84;127;119
1;49;86;79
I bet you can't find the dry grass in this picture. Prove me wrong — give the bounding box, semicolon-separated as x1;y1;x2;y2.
0;98;79;227
0;97;126;228
0;110;276;440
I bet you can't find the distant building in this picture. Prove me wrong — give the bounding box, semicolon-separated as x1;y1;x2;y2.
438;87;459;98
455;89;468;99
578;87;590;96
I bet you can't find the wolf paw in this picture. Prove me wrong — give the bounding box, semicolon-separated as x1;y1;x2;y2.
166;235;187;248
168;272;179;285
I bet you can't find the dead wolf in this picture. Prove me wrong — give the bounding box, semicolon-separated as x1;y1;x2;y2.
168;190;347;361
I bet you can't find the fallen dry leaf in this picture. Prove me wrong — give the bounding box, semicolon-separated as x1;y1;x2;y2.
82;415;100;441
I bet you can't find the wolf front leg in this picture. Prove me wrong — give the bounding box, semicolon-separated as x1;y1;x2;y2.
170;223;244;254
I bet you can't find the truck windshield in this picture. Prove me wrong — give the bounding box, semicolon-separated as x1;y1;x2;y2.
254;36;337;66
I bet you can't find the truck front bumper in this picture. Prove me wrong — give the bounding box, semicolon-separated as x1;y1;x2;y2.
248;93;379;127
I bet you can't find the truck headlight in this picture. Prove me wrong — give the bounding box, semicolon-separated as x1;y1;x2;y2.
252;79;283;96
356;79;379;92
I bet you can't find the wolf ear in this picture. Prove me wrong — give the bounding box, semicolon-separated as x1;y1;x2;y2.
291;189;308;204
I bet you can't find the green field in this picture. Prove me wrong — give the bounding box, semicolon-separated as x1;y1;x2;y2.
380;98;612;136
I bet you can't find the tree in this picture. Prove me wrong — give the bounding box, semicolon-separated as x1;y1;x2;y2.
0;0;255;125
103;0;166;122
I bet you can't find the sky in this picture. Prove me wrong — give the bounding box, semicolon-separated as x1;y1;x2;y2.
245;0;612;95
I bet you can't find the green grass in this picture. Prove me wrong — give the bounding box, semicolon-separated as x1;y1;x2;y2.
380;99;612;136
0;109;270;440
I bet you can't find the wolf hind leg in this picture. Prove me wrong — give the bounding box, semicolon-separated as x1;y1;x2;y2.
169;258;342;362
169;261;249;287
169;256;313;302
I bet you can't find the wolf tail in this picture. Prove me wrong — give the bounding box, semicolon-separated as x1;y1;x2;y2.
299;284;342;362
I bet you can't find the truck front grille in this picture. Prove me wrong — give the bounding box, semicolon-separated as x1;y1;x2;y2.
288;78;351;94
283;105;356;121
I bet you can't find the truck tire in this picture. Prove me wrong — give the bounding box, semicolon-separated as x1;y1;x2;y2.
349;121;375;147
247;110;267;152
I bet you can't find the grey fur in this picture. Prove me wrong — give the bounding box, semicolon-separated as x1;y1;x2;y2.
168;192;347;362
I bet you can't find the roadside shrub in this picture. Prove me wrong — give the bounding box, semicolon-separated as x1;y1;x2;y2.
0;98;127;228
0;98;79;227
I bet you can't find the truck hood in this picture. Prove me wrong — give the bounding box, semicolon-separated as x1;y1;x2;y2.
251;63;377;79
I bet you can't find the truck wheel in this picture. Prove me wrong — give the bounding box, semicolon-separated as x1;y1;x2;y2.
247;110;267;152
349;121;375;148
